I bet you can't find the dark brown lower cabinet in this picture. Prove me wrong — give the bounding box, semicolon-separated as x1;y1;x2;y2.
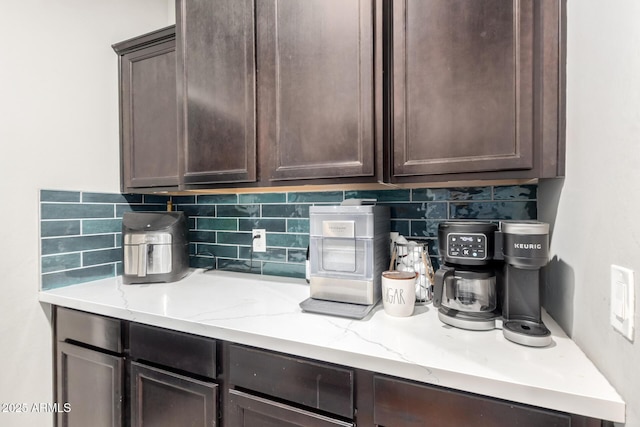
57;342;124;427
227;389;352;427
130;362;218;427
373;375;603;427
54;307;609;427
225;344;355;427
227;344;354;419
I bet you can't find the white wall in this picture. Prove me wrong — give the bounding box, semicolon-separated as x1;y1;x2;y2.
539;1;640;426
0;1;173;425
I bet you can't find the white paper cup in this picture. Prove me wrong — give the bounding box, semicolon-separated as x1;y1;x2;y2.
381;271;417;317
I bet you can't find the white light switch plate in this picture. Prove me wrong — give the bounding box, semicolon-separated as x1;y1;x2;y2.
610;265;635;341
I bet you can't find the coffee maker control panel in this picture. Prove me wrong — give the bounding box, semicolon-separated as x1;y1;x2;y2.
447;233;487;260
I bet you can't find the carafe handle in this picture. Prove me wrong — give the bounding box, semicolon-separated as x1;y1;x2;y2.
433;266;454;308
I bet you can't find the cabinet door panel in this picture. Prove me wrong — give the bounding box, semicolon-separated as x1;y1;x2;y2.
178;0;256;184
130;323;217;379
57;342;123;427
56;307;122;353
130;362;217;427
228;389;352;427
119;34;179;190
373;375;571;427
228;344;353;419
392;0;534;177
258;0;375;181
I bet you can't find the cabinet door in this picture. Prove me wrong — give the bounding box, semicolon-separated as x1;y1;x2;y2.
118;32;180;190
391;0;535;178
374;375;574;427
257;0;377;182
177;0;256;184
57;342;123;427
228;344;354;419
228;389;352;427
130;361;218;427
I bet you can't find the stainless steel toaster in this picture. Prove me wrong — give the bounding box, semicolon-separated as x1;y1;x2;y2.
122;211;189;284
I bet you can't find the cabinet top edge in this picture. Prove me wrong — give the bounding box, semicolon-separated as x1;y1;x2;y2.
112;25;176;55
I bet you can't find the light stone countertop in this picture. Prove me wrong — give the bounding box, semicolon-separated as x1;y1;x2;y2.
39;269;625;423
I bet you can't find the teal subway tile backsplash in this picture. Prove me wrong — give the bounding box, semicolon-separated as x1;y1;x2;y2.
41;220;81;237
288;191;344;203
262;204;310;218
115;203;169;217
39;190;169;290
217;204;260;218
41;264;116;290
82;192;142;204
41;190;81;202
41;203;115;219
41;235;115;255
238;218;286;232
40;184;537;288
82;248;121;267
198;218;238;231
197;194;239;205
493;185;537;200
412;186;492;201
286;218;309;233
449;200;536;220
82;219;122;234
239;193;286;204
42;253;81;274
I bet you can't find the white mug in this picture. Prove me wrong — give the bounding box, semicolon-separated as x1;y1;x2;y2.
381;271;417;317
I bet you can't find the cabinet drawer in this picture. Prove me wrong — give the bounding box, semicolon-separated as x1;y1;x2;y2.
129;323;216;379
228;389;352;427
56;307;122;353
373;375;572;427
228;344;354;419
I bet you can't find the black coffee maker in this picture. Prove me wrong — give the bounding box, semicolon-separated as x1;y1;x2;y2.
434;221;552;347
433;221;502;331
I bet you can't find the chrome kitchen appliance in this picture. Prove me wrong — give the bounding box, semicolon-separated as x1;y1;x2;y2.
122;211;189;284
300;202;390;319
433;221;501;330
433;220;552;347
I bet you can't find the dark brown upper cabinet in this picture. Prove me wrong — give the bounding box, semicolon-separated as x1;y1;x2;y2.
177;0;382;187
177;0;257;185
389;0;565;183
114;1;564;192
257;0;381;183
113;27;180;193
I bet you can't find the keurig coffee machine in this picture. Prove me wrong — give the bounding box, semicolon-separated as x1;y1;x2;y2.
499;221;552;347
434;220;552;347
